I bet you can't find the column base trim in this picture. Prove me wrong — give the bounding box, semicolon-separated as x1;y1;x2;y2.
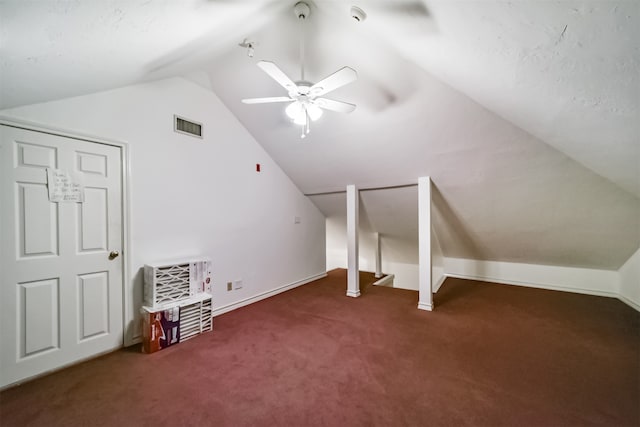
417;302;433;311
346;290;361;298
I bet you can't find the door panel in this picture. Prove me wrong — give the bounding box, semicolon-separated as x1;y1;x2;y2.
1;125;124;388
78;188;108;252
19;278;60;358
77;151;107;176
17;142;57;169
18;183;59;257
77;271;110;340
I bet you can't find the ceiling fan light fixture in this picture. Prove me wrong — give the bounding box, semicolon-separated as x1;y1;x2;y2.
242;1;357;139
306;103;323;121
286;101;323;125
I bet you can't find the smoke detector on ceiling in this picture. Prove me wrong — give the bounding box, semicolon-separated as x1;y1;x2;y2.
350;6;366;22
294;1;310;19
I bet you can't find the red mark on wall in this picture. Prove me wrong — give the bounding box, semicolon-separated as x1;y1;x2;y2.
256;163;261;172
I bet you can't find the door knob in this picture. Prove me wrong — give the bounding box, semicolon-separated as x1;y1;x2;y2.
109;250;120;260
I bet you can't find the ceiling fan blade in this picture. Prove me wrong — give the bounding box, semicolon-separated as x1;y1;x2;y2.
310;67;358;97
242;97;292;104
314;98;357;113
257;61;297;92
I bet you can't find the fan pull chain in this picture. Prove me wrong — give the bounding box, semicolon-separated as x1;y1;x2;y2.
301;107;310;138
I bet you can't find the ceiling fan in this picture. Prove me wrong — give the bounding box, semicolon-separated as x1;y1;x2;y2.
242;1;358;138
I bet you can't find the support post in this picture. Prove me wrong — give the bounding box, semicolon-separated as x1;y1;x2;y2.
418;176;433;311
375;232;382;278
346;185;360;297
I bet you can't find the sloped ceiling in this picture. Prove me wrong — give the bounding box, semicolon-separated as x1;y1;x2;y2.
1;0;638;270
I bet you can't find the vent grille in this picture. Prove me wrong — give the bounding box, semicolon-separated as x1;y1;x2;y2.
174;115;202;138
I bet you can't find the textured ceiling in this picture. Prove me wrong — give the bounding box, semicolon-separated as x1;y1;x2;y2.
1;0;638;269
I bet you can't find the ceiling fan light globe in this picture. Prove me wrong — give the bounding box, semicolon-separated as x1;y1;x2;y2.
286;101;323;125
286;101;304;122
307;103;323;121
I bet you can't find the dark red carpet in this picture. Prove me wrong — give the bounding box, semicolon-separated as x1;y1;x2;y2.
1;269;638;426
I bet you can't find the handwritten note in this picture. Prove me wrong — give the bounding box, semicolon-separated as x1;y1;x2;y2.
46;168;85;203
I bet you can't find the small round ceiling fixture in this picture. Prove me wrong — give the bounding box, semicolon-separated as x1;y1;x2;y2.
350;6;366;22
294;2;311;19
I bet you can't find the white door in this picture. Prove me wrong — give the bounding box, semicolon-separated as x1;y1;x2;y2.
0;124;124;388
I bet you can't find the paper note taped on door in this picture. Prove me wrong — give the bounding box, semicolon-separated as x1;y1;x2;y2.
46;168;85;202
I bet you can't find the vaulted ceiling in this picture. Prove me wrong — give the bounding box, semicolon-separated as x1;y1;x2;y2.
1;0;638;270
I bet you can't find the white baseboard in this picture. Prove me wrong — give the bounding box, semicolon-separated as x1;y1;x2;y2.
443;258;619;299
443;272;619;298
373;274;394;287
417;302;433;311
618;294;640;312
211;272;327;317
445;268;640;312
433;275;447;293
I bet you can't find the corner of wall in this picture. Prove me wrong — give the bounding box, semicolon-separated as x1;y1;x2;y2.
618;247;640;311
431;226;445;292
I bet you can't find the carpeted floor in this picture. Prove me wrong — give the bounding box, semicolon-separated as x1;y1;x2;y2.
0;269;638;426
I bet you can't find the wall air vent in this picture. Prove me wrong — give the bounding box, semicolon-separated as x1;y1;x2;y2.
174;115;203;138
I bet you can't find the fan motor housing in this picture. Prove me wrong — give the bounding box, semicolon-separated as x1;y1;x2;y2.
294;81;313;93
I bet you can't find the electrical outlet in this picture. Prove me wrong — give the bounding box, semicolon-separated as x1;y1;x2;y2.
234;280;243;290
227;282;233;291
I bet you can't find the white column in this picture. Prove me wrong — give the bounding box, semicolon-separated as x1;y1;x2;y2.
418;176;433;311
375;232;382;278
346;184;360;297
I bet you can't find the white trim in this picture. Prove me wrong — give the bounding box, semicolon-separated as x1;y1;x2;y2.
0;115;129;148
443;270;640;312
618;294;640;312
443;272;618;298
373;274;394;287
120;143;134;345
211;272;327;317
374;232;382;278
0;115;133;346
443;257;619;296
433;275;447;293
346;290;361;298
417;302;433;311
418;177;433;309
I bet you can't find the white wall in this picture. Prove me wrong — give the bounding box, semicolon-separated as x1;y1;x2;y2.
618;248;640;310
326;216;347;271
1;77;327;344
